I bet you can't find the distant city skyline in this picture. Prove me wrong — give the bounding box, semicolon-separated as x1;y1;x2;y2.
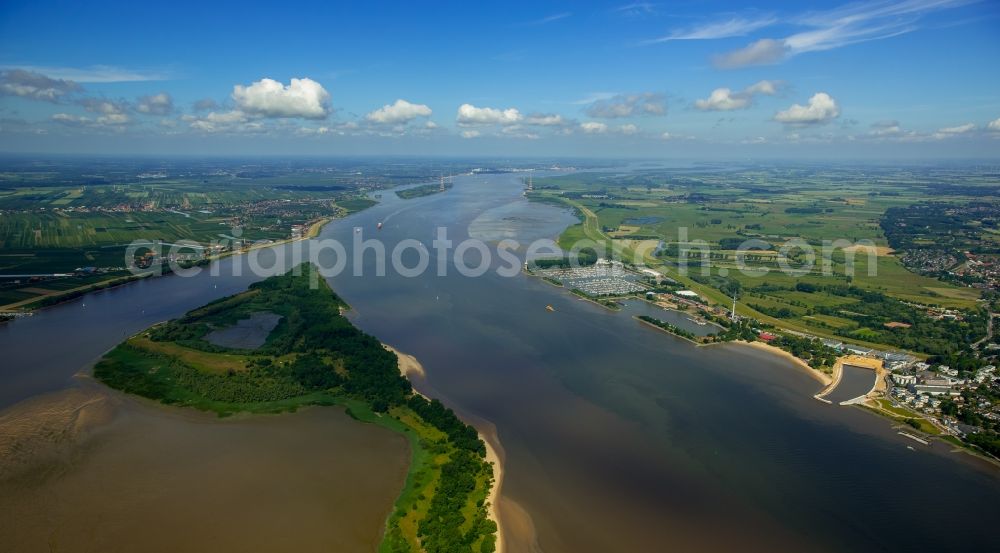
1;0;999;158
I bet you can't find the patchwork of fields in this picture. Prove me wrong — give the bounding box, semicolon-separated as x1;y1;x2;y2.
530;165;996;355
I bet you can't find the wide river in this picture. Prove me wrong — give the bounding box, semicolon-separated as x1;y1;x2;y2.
1;171;999;552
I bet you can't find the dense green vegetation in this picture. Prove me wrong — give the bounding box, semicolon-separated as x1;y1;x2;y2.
94;264;497;552
743;283;988;358
529;249;598;269
881;202;999;255
768;334;839;370
637;315;697;341
395;182;452;199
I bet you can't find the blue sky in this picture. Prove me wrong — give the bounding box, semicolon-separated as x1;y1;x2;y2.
1;0;999;158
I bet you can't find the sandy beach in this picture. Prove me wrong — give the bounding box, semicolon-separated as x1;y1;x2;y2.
732;340;834;386
385;345;427;380
387;345;506;553
478;422;507;553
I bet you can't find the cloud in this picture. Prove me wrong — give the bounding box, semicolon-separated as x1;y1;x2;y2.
193;98;219;112
712;0;973;68
136;92;173;115
183;110;261;133
232;77;331;119
713;39;787;68
571;92;618;105
51;113;88;127
580;121;608;134
456;103;522;126
517;12;571;26
773;92;839;126
0;69;81;102
645;16;777;43
460;130;481;139
501;125;540;139
51;109;129;129
745;80;780;95
986;117;1000;132
618;124;639;135
78;98;131;125
869;120;902;136
933;122;975;138
614;3;657;17
694;80;781;111
695;88;750;111
3;65;167;82
585;92;666;118
524;113;569;126
365;99;432;124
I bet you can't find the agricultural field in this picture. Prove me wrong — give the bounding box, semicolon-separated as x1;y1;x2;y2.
0;158;405;309
531;164;998;356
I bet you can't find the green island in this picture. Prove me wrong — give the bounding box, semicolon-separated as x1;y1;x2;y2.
93;263;498;553
396;182;453;200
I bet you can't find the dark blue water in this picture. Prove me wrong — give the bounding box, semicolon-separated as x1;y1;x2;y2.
1;172;998;553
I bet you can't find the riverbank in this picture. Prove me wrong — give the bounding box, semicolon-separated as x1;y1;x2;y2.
635;315;701;345
387;344;506;553
0;216;333;315
479;423;506;553
733;340;834;387
386;345;427;380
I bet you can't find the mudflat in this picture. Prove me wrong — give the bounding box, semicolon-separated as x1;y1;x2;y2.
0;385;410;553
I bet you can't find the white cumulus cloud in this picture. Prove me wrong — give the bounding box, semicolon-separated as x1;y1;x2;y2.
869;120;901;136
365;99;432;124
933;123;975;139
232;77;330;119
773;92;839;126
456;104;522;126
585;92;665;118
136;92;173;115
988;118;1000;132
695;80;780;111
695;88;750;111
580;121;608;134
524;113;568;126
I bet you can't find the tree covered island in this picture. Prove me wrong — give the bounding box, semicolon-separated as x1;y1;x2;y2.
94;263;498;553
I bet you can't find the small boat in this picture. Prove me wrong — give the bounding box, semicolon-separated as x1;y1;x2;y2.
377;222;383;230
355;227;362;233
546;305;555;312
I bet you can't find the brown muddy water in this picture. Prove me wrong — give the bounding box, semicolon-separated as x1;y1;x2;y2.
0;383;409;553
